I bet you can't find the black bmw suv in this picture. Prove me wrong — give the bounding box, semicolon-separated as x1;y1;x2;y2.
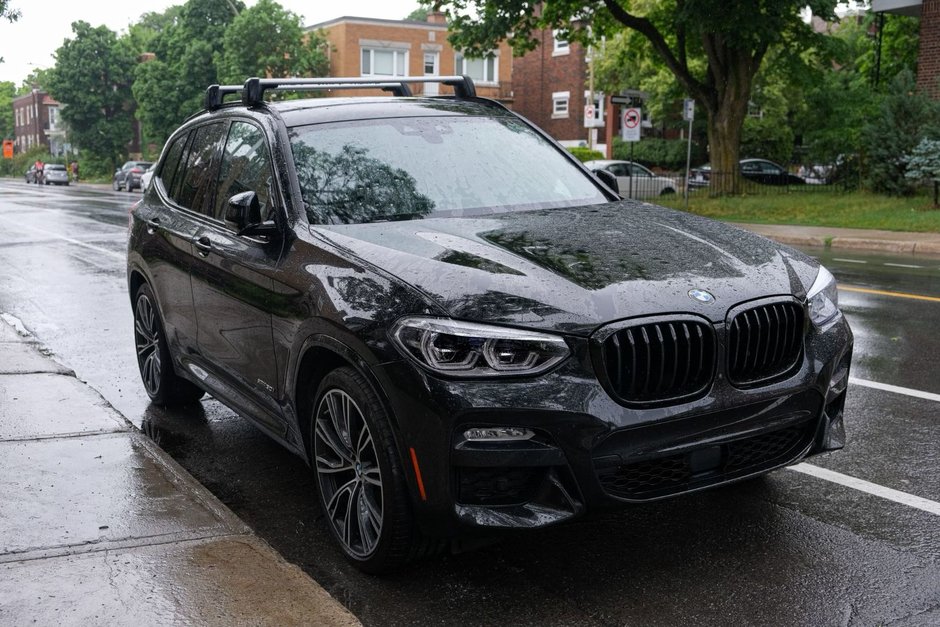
127;76;852;573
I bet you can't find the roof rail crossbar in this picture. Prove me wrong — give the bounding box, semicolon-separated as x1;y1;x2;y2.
205;84;245;110
239;75;476;106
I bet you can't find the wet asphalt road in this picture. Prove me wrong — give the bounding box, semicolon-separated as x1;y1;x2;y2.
0;180;938;626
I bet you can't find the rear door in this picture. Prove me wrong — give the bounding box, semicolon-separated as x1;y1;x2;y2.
189;119;285;429
134;131;201;352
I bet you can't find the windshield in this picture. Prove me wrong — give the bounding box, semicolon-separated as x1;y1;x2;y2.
289;115;607;224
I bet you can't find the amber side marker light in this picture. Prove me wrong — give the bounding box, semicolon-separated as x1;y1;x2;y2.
409;447;428;501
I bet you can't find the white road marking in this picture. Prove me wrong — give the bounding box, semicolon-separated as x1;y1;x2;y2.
833;258;867;264
883;262;923;269
850;376;940;403
0;216;124;261
788;463;940;516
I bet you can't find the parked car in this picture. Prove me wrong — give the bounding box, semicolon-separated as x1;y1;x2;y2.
42;163;70;186
139;163;156;193
113;161;153;192
25;165;40;184
127;76;852;574
690;158;806;188
583;159;677;199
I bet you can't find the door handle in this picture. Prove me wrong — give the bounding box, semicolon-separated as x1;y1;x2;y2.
193;236;212;256
145;218;161;232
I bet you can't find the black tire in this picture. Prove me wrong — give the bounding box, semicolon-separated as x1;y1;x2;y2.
126;182;135;192
112;179;121;191
133;283;204;406
660;187;676;196
311;367;433;574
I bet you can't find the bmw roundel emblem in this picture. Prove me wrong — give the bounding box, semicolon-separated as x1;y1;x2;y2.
688;288;715;304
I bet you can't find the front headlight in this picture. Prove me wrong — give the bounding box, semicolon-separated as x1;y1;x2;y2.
807;265;840;327
390;317;570;377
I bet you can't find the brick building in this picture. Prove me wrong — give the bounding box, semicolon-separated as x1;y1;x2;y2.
308;13;513;101
12;90;68;155
512;29;604;148
872;0;939;97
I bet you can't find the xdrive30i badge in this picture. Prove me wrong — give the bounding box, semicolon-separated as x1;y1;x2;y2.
688;288;715;303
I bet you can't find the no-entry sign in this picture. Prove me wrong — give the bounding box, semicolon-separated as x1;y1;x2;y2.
621;107;641;142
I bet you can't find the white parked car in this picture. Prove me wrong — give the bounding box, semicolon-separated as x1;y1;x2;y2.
584;160;677;199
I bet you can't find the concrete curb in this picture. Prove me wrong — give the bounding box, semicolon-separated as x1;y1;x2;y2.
0;316;360;626
732;223;940;257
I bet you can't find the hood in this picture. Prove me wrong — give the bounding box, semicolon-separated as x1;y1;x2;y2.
310;201;819;335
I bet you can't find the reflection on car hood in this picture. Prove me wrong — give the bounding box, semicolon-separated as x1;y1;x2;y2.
311;201;819;334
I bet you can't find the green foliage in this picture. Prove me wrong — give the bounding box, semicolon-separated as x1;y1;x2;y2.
430;0;838;193
17;68;51;95
132;60;184;147
124;7;184;56
0;145;57;178
216;0;329;85
567;147;604;162
0;0;18;21
857;13;920;87
0;81;14;139
905;139;940;184
861;71;940;196
405;6;429;21
741;116;794;165
133;0;244;146
612;138;704;171
46;21;137;172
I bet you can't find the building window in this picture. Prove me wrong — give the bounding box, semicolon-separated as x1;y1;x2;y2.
361;48;408;77
455;52;498;84
552;30;570;56
48;107;59;131
552;91;570;118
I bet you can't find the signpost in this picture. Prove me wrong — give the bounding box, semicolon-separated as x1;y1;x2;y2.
621;107;641;142
583;104;604;129
2;140;12;159
682;98;695;208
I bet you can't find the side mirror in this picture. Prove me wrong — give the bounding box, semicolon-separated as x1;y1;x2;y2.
225;191;278;237
594;169;622;197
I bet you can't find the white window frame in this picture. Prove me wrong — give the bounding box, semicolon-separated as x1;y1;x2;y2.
360;47;409;78
552;30;570;56
552;91;570;118
454;51;499;85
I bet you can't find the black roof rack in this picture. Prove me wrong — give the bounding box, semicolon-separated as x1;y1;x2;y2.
204;75;478;110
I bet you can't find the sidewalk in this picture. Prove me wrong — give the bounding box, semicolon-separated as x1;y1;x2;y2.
735;223;940;256
0;316;358;626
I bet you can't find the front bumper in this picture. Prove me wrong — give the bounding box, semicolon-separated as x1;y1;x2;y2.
372;313;852;536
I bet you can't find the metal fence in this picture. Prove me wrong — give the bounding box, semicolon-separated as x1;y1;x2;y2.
607;169;859;201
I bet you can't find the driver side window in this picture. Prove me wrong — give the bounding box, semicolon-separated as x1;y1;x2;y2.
213;121;274;223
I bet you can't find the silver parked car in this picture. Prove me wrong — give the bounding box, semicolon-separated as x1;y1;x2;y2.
583;160;677;199
42;163;70;186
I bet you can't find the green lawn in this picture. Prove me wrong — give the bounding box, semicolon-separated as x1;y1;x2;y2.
656;189;940;232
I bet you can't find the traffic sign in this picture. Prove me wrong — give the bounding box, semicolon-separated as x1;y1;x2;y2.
2;140;12;159
583;104;604;128
621;107;641;142
683;98;695;121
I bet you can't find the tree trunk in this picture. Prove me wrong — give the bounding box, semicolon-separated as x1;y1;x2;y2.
700;37;760;195
706;100;746;195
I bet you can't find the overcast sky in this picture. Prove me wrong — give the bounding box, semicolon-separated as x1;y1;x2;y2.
0;0;420;85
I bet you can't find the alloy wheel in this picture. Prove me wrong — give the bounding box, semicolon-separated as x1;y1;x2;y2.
134;293;162;396
314;389;384;558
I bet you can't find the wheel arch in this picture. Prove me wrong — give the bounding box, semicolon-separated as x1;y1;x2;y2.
128;268;148;305
292;335;403;462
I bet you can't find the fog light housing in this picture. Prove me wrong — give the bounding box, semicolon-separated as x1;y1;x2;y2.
463;427;535;442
